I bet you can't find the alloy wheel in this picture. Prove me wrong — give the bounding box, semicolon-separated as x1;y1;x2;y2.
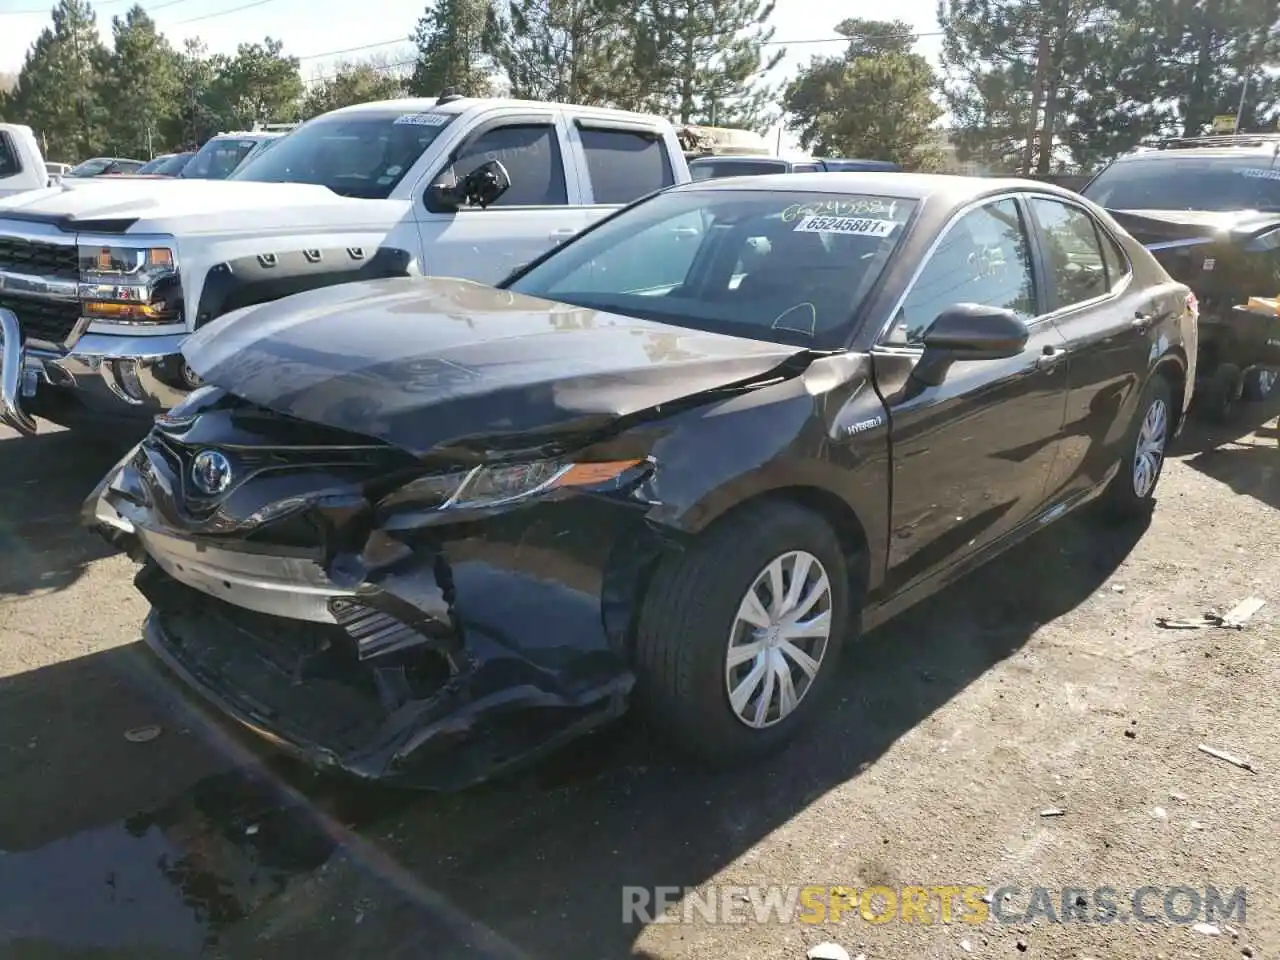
724;550;833;730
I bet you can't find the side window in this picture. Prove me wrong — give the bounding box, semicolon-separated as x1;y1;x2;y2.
792;163;822;173
888;198;1036;345
1029;198;1109;308
0;134;22;179
447;123;567;207
579;126;674;204
1099;227;1131;289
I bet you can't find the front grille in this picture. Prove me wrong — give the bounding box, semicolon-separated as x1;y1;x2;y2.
0;237;78;280
0;294;81;345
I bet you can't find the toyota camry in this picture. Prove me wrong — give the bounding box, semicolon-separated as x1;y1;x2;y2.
84;173;1197;789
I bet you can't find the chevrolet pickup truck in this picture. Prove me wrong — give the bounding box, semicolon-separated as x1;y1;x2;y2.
0;96;690;436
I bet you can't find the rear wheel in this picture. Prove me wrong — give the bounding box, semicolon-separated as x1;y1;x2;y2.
1198;362;1243;422
633;501;853;767
1242;366;1277;402
1101;374;1173;520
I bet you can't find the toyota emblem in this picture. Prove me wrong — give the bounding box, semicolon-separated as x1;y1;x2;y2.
191;449;233;496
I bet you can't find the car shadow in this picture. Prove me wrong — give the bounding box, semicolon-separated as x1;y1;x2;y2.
0;424;134;600
1173;396;1280;511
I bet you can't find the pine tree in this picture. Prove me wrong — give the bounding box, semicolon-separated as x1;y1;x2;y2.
102;5;181;159
408;0;495;97
633;0;783;129
484;0;629;104
5;0;110;161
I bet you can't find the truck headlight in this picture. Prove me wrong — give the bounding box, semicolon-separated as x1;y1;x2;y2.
78;243;181;323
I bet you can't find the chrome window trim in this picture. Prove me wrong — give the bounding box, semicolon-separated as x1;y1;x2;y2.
872;190;1040;349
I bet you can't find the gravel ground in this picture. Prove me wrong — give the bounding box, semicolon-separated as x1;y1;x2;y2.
0;398;1276;960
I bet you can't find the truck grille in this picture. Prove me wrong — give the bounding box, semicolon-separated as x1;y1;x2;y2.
0;237;78;280
0;294;81;345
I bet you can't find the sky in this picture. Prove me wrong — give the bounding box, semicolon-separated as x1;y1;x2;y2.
0;0;945;156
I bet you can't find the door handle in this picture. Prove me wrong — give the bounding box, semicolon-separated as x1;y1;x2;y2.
1132;310;1155;331
1036;344;1067;371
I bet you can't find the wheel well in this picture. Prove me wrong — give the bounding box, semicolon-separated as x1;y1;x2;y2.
1153;351;1188;430
702;486;872;600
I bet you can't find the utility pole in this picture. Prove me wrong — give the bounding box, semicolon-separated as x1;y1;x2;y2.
1234;70;1251;133
1021;33;1050;176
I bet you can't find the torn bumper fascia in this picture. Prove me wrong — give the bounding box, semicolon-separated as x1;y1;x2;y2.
86;451;641;790
0;306;192;435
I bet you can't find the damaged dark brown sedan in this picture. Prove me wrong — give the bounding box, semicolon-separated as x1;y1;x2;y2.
85;173;1198;789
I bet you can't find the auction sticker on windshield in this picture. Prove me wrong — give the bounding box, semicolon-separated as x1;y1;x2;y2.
394;113;449;126
794;215;896;237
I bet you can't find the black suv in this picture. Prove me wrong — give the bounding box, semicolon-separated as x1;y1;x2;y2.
1082;134;1280;416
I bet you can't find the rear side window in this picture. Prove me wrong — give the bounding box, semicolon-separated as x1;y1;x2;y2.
1029;197;1109;308
580;126;674;203
1099;228;1131;288
0;133;20;178
690;158;787;180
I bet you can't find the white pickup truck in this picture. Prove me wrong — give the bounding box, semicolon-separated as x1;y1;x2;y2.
0;96;690;436
0;123;52;199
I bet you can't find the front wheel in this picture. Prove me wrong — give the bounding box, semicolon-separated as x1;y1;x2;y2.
1101;374;1173;520
633;500;853;767
1242;366;1277;402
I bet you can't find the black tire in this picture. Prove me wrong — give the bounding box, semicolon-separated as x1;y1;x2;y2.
1101;374;1174;521
633;500;854;767
1197;363;1243;423
1242;366;1277;403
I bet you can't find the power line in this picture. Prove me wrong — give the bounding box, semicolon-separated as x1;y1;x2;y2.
170;0;283;26
297;27;949;74
1;0;196;14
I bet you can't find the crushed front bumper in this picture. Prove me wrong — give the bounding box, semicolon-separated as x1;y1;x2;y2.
87;442;648;790
0;307;191;435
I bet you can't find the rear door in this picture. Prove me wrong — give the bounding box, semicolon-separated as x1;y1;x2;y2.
871;195;1070;594
1025;195;1156;502
416;109;587;284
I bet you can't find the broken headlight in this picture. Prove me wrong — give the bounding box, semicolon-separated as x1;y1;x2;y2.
380;459;644;512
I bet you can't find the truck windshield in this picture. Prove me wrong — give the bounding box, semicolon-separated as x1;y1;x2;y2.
180;137;264;179
507;189;916;348
1084;155;1280;212
231;109;457;199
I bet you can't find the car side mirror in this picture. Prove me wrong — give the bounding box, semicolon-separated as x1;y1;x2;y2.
425;159;512;213
911;303;1029;387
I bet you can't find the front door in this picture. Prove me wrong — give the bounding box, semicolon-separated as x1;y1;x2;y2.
416;116;590;285
1024;196;1160;501
871;196;1070;594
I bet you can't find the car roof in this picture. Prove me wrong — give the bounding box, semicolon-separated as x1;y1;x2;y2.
323;96;669;126
1115;146;1277;161
671;171;1082;204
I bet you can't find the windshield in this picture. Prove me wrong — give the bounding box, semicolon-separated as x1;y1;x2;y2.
150;152;193;176
68;158;111;177
690;159;788;181
180;137;265;179
135;155;174;174
507;188;916;347
1084;155;1280;212
230;109;456;199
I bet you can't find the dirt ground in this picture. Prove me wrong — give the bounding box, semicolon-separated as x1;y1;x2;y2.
0;398;1277;960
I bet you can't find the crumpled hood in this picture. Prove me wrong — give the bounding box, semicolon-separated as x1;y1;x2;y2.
1110;208;1280;247
182;276;812;458
0;179;406;234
